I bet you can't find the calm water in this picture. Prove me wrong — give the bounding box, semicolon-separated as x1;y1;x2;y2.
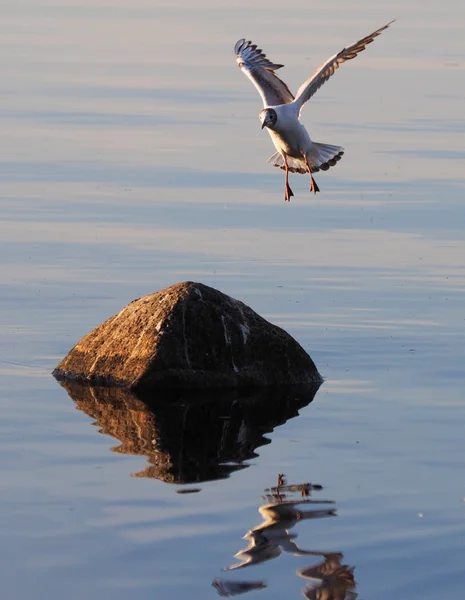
1;1;465;598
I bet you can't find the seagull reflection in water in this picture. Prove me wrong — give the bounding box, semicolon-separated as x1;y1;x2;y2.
298;552;357;600
216;476;357;599
212;579;267;597
225;477;336;570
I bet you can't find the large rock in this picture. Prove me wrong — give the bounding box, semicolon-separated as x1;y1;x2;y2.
59;382;321;484
53;281;322;390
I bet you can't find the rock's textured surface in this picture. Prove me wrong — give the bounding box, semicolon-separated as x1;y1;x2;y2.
60;381;321;483
53;281;322;390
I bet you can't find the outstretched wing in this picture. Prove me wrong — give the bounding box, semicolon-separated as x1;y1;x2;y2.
292;20;394;114
234;39;294;107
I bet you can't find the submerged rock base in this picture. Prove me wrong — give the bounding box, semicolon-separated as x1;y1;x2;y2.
53;281;322;390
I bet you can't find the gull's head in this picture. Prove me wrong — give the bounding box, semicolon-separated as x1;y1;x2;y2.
259;108;277;130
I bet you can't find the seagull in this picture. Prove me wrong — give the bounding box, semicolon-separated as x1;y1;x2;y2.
234;21;394;201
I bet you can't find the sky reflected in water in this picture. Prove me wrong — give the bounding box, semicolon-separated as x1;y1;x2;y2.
1;0;465;599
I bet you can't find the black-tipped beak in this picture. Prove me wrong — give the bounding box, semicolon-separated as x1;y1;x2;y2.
261;122;266;130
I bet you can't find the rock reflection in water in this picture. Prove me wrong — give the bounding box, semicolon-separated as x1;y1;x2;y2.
59;381;320;484
219;478;357;599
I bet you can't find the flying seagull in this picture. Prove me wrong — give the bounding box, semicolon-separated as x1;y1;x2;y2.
234;21;394;201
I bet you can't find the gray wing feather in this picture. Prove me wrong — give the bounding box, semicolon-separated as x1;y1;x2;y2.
235;39;294;107
293;20;395;114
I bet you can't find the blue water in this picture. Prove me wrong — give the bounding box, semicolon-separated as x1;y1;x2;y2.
1;1;465;599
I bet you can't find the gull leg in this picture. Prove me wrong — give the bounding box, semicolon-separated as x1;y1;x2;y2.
304;157;320;195
283;156;294;202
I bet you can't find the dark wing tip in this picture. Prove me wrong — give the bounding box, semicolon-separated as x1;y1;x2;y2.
234;39;246;54
234;38;285;71
335;19;395;65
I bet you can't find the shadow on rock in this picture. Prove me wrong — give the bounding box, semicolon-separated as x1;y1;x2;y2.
59;381;321;484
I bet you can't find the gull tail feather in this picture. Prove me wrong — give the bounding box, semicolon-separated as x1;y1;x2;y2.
310;142;345;172
267;152;307;174
267;143;344;174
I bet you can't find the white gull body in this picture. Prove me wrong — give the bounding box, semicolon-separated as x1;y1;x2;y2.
235;21;394;201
